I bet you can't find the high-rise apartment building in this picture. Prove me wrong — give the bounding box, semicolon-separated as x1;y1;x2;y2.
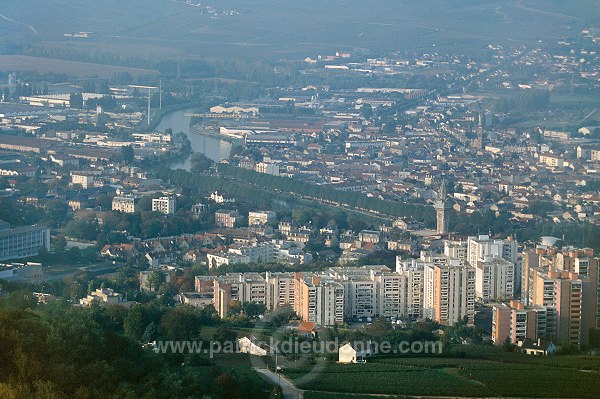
396;257;426;320
474;257;515;302
294;274;344;326
423;260;476;326
467;234;518;267
152;195;176;215
492;300;548;345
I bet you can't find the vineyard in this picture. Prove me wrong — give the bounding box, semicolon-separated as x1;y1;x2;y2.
288;355;600;398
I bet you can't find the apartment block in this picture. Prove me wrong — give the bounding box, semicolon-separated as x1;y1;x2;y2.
265;271;296;309
112;195;139;213
467;234;517;267
294;273;344;326
71;172;95;189
423;260;476;326
152;195;176;215
474;257;515;302
215;209;240;228
444;240;468;265
396;257;426;320
248;211;277;226
0;223;50;261
492;300;548;345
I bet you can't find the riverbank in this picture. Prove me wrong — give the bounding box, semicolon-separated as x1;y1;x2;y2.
190;123;243;145
149;102;198;131
156;108;232;167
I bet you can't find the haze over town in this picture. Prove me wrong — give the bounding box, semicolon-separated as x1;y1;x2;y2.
0;1;599;399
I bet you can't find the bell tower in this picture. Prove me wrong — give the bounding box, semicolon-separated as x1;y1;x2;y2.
434;179;451;234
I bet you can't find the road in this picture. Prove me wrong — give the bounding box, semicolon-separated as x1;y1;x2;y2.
255;368;304;399
0;11;37;33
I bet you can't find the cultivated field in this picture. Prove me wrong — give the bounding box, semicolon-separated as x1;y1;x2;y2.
1;0;599;60
0;55;159;78
287;352;600;398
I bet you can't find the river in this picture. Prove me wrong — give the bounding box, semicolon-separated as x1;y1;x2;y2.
156;108;232;170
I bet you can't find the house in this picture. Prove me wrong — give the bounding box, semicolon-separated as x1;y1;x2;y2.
179;292;213;307
79;288;130;307
297;321;321;338
238;336;268;356
519;338;557;355
339;341;373;363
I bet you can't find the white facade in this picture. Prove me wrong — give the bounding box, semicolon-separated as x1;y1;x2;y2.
475;257;515;302
152;195;176;215
71;173;94;189
112;195;138;213
424;262;476;326
0;225;50;261
467;234;517;267
248;210;277;226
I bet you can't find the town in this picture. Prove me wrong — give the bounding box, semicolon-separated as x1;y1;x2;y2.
1;3;600;398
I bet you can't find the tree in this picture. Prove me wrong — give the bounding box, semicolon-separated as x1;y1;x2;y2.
142;321;157;342
44;201;71;228
227;300;242;317
69;93;84;109
124;306;149;341
502;337;515;352
121;145;135;164
160;306;203;340
360;103;373;120
52;235;67;254
242;302;266;318
146;271;166;292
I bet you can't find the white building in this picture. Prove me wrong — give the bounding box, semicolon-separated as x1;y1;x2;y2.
255;162;280;176
423;261;476;326
248;211;277;226
112;195;139;213
71;172;95;189
339;342;372;363
152;195;176;215
80;288;126;306
238;336;268;356
0;224;50;261
396;257;427;320
475;257;515;302
467;235;517;267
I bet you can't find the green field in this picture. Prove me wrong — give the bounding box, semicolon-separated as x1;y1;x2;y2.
2;0;600;60
287;354;600;398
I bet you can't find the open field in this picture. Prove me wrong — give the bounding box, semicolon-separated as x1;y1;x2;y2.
0;55;159;78
287;354;600;398
1;0;600;60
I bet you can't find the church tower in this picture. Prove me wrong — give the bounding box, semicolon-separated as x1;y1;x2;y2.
434;179;451;234
473;112;484;150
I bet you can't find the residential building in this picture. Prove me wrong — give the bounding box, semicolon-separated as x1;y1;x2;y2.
79;288;127;306
474;257;515;302
492;300;548;345
215;209;240;228
423;260;476;326
396;257;426;319
0;224;50;261
467;234;518;267
248;210;277;226
152;195;176;215
112;195;139;213
294;273;344;326
71;172;95;189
